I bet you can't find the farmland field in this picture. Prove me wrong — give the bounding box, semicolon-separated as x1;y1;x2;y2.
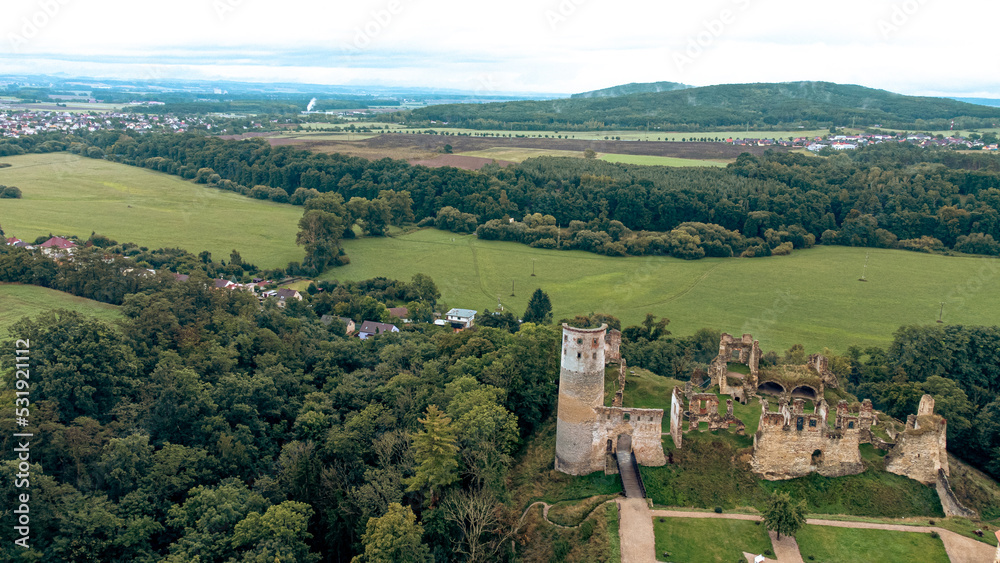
0;153;303;269
0;283;121;337
599;153;727;167
454;147;728;167
330;228;1000;353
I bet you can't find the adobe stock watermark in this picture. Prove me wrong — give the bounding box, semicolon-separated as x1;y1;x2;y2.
213;0;251;21
673;0;752;73
545;0;589;31
341;0;407;55
878;0;929;40
7;0;72;53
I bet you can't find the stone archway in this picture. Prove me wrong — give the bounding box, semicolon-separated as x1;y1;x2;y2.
791;385;818;400
757;381;785;396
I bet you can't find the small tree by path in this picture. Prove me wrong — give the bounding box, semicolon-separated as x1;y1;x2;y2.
763;491;806;540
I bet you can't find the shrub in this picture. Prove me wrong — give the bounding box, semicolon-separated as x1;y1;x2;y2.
714;506;723;513
0;185;22;198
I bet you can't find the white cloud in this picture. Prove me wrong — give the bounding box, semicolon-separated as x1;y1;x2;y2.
2;0;998;96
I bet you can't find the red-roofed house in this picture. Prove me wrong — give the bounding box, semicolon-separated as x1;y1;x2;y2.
40;236;76;257
388;307;410;323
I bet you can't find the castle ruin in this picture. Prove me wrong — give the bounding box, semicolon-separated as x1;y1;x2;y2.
554;324;665;476
751;397;874;480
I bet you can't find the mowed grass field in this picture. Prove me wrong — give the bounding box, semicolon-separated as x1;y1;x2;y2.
330;228;1000;353
0;283;121;337
794;525;949;563
0;153;303;269
652;518;771;562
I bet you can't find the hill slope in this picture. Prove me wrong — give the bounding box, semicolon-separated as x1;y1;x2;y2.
571;81;691;98
409;81;1000;130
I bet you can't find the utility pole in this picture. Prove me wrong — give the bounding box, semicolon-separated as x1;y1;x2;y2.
859;251;870;282
937;302;944;323
531;259;536;276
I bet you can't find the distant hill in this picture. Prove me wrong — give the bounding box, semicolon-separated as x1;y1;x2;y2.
408;81;1000;131
950;97;1000;108
571;81;692;99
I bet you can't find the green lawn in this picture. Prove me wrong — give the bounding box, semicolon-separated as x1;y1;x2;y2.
795;525;949;563
0;153;304;269
599;153;726;167
652;517;771;562
330;228;1000;353
0;283;121;337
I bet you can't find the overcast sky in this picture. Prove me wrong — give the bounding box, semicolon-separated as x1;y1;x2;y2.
2;0;998;97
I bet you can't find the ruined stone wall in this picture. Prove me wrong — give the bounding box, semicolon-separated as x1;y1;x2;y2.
885;409;948;485
670;387;684;449
935;469;978;518
808;353;839;388
594;406;666;467
751;400;864;480
612;359;626;407
604;328;621;364
687;393;745;433
555;324;608;475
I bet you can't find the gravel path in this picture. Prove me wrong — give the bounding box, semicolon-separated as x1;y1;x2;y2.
618;498;656;563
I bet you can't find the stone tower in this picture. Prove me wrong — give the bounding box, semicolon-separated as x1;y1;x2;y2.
555;323;607;475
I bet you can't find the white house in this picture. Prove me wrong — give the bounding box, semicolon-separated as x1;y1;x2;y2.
445;308;477;329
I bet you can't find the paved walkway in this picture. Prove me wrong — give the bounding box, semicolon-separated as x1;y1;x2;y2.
650;510;996;563
618;498;656;563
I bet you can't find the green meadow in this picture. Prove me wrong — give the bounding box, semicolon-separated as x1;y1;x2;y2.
0;283;121;337
0;153;303;269
331;228;1000;353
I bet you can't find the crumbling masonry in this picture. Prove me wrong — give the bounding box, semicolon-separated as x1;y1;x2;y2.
554;324;665;476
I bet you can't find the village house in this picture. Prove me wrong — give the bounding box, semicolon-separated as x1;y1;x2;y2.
388;306;410;323
39;236;76;257
357;321;399;339
445;308;477;329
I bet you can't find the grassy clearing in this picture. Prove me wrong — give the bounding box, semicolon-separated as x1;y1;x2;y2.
599;153;727;167
0;283;121;337
642;430;944;518
604;366;685;412
0;153;303;269
795;525;949;563
331;227;1000;353
652;517;771;562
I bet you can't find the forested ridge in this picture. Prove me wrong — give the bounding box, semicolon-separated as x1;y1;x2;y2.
407;81;1000;131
